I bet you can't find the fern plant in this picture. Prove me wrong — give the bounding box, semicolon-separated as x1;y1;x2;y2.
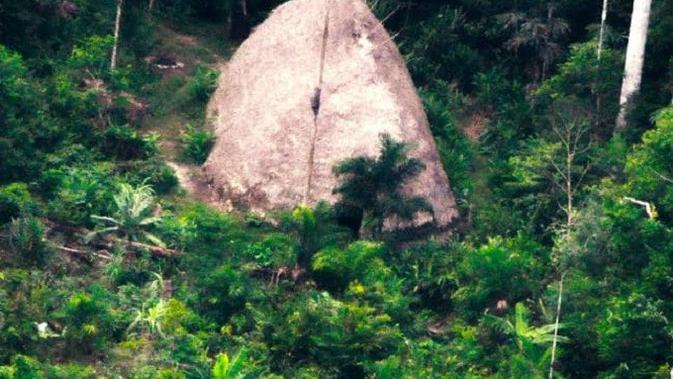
180;123;215;164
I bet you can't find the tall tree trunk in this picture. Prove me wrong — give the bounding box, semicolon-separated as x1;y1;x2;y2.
597;0;608;59
111;0;123;71
595;0;609;125
541;3;555;82
548;273;565;379
616;0;652;130
149;0;155;11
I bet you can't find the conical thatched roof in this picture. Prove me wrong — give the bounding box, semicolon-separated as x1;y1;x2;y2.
203;0;458;227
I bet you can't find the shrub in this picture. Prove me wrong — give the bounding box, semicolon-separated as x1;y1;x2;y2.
121;158;178;195
276;203;350;267
596;293;672;377
366;337;472;379
8;217;48;266
311;241;387;292
453;236;548;319
46;165;117;226
67;35;115;80
244;233;296;268
158;203;245;251
536;43;622;132
0;45;44;184
474;69;532;155
180;124;214;164
0;183;36;224
9;355;43;379
100;125;159;160
395;241;462;312
59;287;119;354
197;265;251;324
262;291;403;376
402;6;480;90
186;66;219;104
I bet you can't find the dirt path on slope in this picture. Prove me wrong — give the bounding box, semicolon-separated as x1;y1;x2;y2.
143;23;230;205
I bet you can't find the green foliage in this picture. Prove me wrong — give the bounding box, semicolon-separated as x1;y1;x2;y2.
420;83;473;204
391;241;460;313
244;233;295;268
88;183;164;247
333;134;433;238
7;217;48;266
121;158;179;195
596;293;672;377
475;68;532;155
59;286;120;354
186;66;219;104
537;42;622;131
504;98;594;237
624;107;673;220
180;124;214;164
8;355;43;379
0;45;31;125
45;165;117;226
2;2;673;378
197;265;251;324
367;338;461;379
276;203;350;267
212;348;255;379
0;45;44;183
158;202;246;252
311;241;386;292
454;236;548;319
0;183;36;224
261;291;403;377
100;125;159;161
489;302;568;363
67;35;115;79
402;6;479;89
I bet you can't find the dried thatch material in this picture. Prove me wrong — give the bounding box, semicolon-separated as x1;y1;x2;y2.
203;0;458;228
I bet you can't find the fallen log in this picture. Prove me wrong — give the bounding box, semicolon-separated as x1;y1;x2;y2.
95;240;176;258
51;243;113;261
42;218;176;258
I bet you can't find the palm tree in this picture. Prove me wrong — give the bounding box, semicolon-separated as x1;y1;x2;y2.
333;133;433;238
86;183;164;247
499;4;569;82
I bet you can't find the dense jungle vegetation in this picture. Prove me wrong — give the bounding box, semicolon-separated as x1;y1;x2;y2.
1;0;673;377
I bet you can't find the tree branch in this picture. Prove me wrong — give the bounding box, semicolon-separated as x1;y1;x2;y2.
623;197;657;219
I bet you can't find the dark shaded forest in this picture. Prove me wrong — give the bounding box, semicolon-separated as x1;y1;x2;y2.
1;0;673;377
